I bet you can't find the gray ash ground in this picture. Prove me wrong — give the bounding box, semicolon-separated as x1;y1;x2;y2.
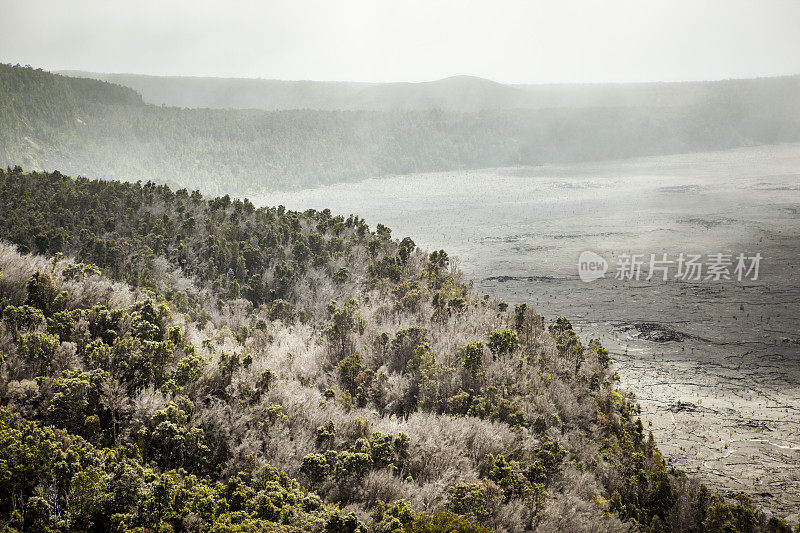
264;143;800;522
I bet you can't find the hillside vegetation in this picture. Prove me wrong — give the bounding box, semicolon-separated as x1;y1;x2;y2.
0;166;794;533
3;64;800;194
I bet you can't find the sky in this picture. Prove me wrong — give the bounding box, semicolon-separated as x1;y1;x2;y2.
1;0;799;84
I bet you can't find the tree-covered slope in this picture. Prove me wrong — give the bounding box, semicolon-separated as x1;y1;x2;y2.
0;166;793;532
3;64;800;194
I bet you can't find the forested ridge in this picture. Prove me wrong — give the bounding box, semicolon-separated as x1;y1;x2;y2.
59;70;800;114
3;64;800;194
0;166;794;532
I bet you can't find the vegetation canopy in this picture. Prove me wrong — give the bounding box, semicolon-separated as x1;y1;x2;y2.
0;167;792;532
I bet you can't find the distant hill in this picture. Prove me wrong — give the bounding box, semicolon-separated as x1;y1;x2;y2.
3;64;800;194
57;71;534;111
352;75;530;111
59;69;800;112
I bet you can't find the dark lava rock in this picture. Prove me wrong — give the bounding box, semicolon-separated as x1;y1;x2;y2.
630;322;690;342
668;401;698;413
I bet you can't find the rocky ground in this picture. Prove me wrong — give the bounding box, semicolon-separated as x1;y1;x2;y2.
602;325;800;523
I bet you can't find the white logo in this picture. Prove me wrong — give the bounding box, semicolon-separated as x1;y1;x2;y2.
578;251;608;282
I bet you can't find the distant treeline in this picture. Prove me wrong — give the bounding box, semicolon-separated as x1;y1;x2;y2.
59;70;800;113
3;64;800;194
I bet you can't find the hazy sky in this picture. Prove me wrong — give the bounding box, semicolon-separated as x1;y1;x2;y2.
1;0;799;84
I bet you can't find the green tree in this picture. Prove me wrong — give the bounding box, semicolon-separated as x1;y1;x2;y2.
324;298;364;360
461;341;485;379
487;329;519;359
25;272;60;315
